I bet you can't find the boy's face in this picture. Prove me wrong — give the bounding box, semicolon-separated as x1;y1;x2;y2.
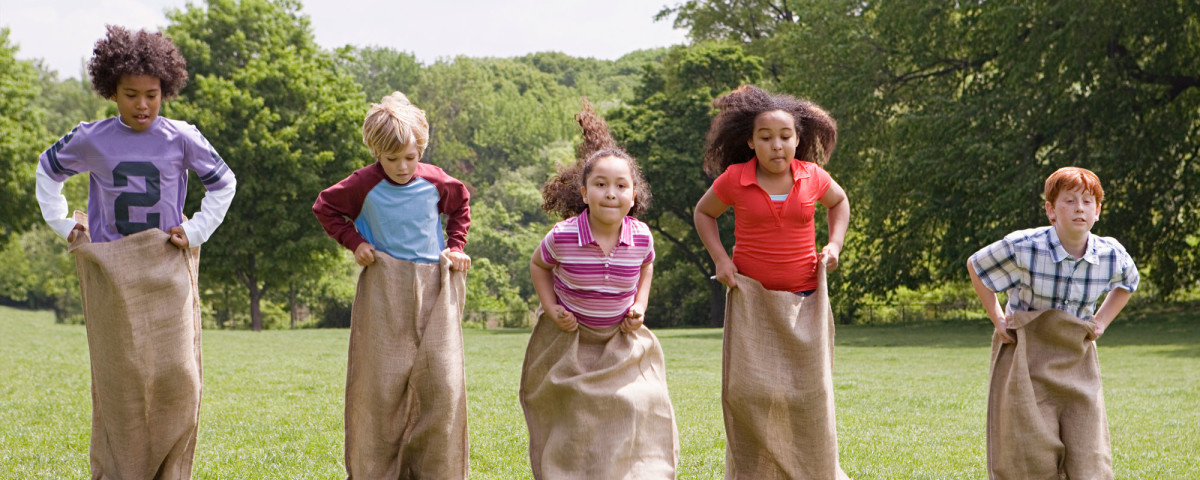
379;142;421;185
1045;187;1101;238
113;74;162;132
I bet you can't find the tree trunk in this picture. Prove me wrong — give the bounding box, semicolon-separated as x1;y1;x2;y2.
249;283;263;332
709;280;726;328
289;286;298;330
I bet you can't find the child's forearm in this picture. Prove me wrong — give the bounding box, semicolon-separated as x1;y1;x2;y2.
694;210;730;265
1094;288;1132;329
529;256;559;312
632;263;654;311
968;260;1006;326
826;196;849;252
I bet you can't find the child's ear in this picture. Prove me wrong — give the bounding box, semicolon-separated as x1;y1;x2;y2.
1044;200;1056;224
579;185;588;204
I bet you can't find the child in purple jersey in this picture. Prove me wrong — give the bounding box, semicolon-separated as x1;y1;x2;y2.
36;25;236;248
31;25;235;480
520;101;678;479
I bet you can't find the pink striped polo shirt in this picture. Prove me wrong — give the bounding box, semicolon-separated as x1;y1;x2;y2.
538;210;655;327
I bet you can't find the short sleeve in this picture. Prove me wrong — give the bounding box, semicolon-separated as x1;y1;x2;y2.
1109;247;1140;293
183;126;234;191
38;124;88;182
969;237;1022;293
810;163;833;200
539;230;559;266
710;167;738;206
643;231;655;265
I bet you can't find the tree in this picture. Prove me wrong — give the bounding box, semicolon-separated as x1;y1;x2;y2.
336;45;422;103
166;0;367;330
0;28;49;241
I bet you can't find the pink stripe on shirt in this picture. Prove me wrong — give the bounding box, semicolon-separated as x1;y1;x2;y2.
538;210;655;327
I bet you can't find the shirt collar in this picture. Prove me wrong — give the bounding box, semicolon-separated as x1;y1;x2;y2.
737;157;809;186
1046;226;1099;264
576;209;634;247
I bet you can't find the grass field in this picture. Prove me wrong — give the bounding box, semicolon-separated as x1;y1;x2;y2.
1;305;1197;478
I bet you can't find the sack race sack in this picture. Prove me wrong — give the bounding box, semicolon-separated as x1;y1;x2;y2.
520;316;679;479
987;309;1111;480
344;251;469;479
69;213;203;480
722;263;850;480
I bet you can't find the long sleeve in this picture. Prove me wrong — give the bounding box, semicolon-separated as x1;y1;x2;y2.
35;162;78;239
313;166;378;253
179;173;237;247
426;165;471;252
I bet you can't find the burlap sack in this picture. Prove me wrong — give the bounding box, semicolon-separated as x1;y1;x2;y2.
520;316;679;479
69;213;203;480
344;250;469;480
722;263;849;480
987;309;1111;480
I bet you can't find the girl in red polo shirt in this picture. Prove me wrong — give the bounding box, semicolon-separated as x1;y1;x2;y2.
694;85;853;479
694;85;849;293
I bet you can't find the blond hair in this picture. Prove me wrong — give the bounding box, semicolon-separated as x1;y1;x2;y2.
362;92;429;159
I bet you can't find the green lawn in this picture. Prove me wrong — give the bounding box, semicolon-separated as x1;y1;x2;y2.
1;305;1197;478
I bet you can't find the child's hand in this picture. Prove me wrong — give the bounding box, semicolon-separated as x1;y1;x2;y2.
821;244;841;271
354;243;376;266
168;226;189;249
994;316;1016;344
1090;321;1105;341
547;304;578;332
67;223;87;243
714;258;738;289
621;306;645;333
446;251;472;271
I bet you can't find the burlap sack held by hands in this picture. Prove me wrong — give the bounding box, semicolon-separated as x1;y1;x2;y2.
344;250;468;480
520;317;679;480
987;309;1112;480
722;263;850;480
69;213;203;480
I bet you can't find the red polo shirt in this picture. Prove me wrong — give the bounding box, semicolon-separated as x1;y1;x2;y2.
711;158;832;292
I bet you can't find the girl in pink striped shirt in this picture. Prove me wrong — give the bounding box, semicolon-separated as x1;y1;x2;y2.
520;101;678;479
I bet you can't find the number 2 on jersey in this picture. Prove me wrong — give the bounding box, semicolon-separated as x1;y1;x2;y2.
113;162;162;235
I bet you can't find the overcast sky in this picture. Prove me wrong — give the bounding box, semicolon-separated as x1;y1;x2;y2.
1;0;689;78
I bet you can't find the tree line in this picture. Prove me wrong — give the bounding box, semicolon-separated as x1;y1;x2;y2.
1;0;1196;329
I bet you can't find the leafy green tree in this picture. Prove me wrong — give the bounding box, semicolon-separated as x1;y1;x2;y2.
0;28;49;241
336;45;422;103
167;0;367;330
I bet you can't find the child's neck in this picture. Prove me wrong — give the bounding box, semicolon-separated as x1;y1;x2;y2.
1054;224;1090;259
587;214;622;254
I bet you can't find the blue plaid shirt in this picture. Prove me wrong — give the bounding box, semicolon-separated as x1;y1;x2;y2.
969;226;1139;320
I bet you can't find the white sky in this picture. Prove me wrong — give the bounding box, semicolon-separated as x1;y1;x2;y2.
1;0;688;78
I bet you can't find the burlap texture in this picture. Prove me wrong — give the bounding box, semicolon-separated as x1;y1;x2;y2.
69;213;203;480
722;263;849;480
344;251;468;480
520;316;679;479
987;309;1112;480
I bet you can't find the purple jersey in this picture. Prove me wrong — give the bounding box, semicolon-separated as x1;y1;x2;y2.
39;117;233;243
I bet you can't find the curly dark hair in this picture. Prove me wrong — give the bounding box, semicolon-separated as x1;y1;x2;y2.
702;84;837;177
88;25;188;99
541;100;652;219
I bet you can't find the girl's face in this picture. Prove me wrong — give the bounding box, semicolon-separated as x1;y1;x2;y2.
113;74;162;132
580;155;637;227
379;142;421;184
748;109;799;176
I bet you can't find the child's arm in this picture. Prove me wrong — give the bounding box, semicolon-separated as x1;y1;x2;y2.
35;163;84;241
694;187;737;288
622;262;654;333
819;179;850;271
530;249;577;332
1092;288;1132;339
968;260;1015;343
173;175;236;249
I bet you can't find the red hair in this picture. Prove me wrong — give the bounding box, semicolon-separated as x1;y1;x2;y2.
1044;167;1104;204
